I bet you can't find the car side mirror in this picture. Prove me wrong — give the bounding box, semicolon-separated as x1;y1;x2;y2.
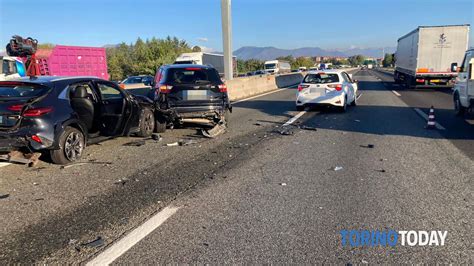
451;63;458;72
353;79;358;83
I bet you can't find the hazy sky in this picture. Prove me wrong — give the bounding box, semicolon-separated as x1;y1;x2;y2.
0;0;472;51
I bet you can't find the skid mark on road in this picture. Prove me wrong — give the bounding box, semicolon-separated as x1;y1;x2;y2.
414;108;446;130
86;206;180;265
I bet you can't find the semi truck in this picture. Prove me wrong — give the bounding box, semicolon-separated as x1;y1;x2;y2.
394;24;470;88
264;60;291;74
174;52;237;77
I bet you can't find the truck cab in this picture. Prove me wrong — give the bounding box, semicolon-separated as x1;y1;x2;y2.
452;49;474;116
0;56;26;81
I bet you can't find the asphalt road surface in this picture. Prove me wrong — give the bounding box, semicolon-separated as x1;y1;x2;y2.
0;70;472;264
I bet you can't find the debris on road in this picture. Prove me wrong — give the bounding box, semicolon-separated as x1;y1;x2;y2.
151;133;162;141
0;193;10;199
253;122;262;126
166;142;179;147
380;158;387;161
0;151;41;167
81;236;105;248
275;126;295;136
114;178;129;185
280;182;287;186
299;125;317;131
123;140;146;147
333;166;343;171
201;123;227;138
178;139;199;146
354;119;361;122
60;161;112;169
375;169;386;173
360;144;375;148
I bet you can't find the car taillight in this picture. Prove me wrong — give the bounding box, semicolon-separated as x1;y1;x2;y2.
119;84;125;89
218;84;227;93
23;107;53;117
328;84;343;91
8;104;24;112
298;84;309;92
31;135;42;144
185;67;201;71
158;85;173;93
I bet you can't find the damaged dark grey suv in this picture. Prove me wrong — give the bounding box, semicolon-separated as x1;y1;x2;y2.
0;77;155;164
151;64;232;132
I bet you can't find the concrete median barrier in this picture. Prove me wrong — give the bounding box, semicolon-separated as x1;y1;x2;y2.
227;73;303;101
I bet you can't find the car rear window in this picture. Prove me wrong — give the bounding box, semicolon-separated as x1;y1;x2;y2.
166;68;221;84
0;83;50;98
303;73;339;84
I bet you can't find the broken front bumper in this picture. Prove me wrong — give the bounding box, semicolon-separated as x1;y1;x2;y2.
0;133;29;152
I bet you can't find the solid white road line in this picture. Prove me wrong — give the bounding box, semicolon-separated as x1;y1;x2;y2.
283;111;307;127
86;206;180;266
413;108;446;130
392;90;401;96
356;93;363;100
232;88;289;104
0;162;11;168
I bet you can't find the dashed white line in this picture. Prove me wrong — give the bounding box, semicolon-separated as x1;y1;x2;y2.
283;111;307;126
413;108;446;130
392;90;401;97
86;206;180;265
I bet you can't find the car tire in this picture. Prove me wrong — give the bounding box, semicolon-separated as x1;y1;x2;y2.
350;94;357;106
50;126;85;165
137;108;155;137
296;105;305;111
454;93;466;116
155;116;167;133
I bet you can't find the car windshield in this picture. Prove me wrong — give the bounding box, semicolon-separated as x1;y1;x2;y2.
166;68;221;84
265;64;276;69
0;83;50;98
123;77;147;84
303;73;339;84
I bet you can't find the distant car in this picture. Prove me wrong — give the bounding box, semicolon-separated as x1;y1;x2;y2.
0;76;155;164
119;75;154;89
151;64;231;132
296;70;358;112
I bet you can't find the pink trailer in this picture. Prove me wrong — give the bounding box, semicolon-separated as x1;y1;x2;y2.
35;45;109;80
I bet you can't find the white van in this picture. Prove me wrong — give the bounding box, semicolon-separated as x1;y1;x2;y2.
452;49;474;115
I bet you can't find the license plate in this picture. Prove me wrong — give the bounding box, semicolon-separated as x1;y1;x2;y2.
431;79;440;83
186;90;208;100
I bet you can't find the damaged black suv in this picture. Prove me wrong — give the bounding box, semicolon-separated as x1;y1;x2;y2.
151;64;231;132
0;77;155;164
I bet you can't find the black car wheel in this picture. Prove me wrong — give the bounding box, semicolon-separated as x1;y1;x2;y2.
454;93;466;116
137;108;155;137
50;127;85;165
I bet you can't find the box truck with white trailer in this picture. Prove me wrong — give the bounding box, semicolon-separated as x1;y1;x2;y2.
174;52;236;77
264;60;291;74
394;24;470;88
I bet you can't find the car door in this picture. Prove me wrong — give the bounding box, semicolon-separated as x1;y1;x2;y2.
94;81;130;136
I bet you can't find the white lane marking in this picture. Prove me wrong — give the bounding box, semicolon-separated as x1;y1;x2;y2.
392;90;401;96
87;206;180;266
232;88;289;104
356;93;363;100
413;108;446;130
0;162;11;168
283;111;307;126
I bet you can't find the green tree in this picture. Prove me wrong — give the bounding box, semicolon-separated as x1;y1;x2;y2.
382;53;394;67
348;55;365;66
192;46;202;52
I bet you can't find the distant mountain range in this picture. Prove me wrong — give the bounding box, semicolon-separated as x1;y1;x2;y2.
233;46;396;60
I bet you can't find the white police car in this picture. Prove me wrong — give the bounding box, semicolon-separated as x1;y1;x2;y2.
296;70;358;112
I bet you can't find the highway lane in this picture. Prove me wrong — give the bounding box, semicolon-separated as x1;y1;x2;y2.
370;69;474;159
110;71;472;264
0;84;304;264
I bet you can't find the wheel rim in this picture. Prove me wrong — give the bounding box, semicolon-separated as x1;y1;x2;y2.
64;132;83;161
143;112;154;132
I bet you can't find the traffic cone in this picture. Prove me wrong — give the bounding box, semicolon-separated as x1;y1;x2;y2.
426;106;436;129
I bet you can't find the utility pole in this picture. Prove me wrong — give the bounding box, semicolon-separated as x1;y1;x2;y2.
221;0;233;80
